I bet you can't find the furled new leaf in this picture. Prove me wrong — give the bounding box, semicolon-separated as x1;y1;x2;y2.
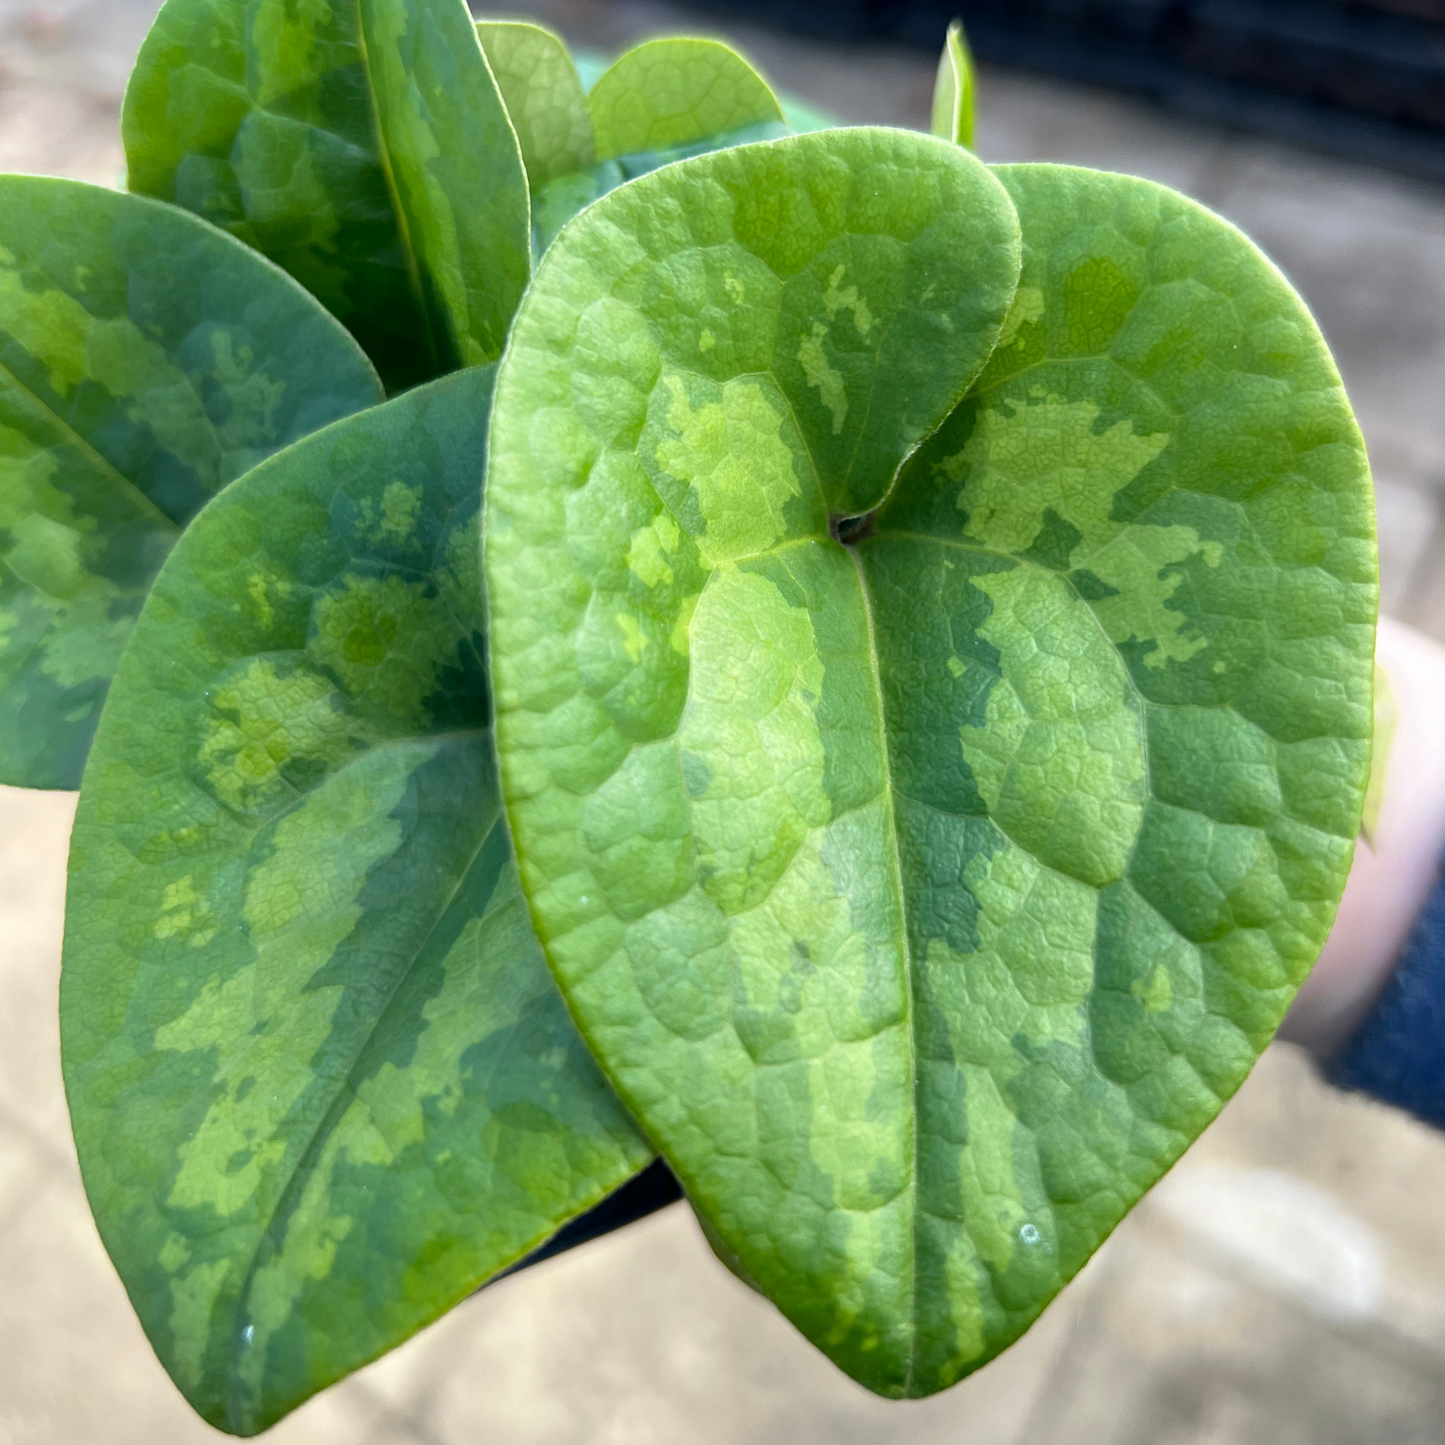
61;367;653;1435
931;19;975;149
124;0;530;390
0;176;381;791
484;134;1376;1395
477;20;594;187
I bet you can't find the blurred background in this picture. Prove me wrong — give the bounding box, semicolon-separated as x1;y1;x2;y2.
4;0;1445;1441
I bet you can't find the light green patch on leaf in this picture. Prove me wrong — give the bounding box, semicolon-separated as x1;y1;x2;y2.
0;177;381;791
939;390;1218;666
931;20;976;149
588;36;783;161
797;324;848;434
1133;964;1174;1013
477;19;594;187
485;139;1375;1398
61;368;653;1436
379;480;421;538
996;284;1045;349
645;371;817;565
124;0;530;388
198;657;370;814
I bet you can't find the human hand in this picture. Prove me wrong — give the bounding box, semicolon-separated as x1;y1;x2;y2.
1280;616;1445;1058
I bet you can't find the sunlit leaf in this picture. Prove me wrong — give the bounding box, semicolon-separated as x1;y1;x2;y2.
483;133;1375;1395
477;19;594;187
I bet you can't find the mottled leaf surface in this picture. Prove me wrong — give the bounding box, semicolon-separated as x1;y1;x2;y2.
588;37;783;160
124;0;529;390
477;19;594;187
931;20;975;149
484;138;1376;1395
0;176;381;791
61;368;652;1435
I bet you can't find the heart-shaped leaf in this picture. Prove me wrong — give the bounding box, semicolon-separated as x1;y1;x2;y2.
0;176;381;791
476;19;594;188
124;0;530;391
931;20;975;149
61;367;653;1435
484;134;1375;1395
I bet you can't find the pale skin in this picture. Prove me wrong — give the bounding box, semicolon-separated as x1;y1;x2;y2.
1280;616;1445;1058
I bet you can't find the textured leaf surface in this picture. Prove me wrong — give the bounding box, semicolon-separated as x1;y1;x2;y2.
477;19;594;187
588;37;783;161
485;138;1376;1395
931;20;975;149
61;368;652;1435
0;176;381;791
124;0;529;389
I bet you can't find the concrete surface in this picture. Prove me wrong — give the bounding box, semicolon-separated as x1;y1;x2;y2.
4;0;1445;1440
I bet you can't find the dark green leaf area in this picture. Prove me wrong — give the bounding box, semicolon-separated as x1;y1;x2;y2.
60;368;652;1437
485;145;1375;1398
0;176;381;790
124;0;530;390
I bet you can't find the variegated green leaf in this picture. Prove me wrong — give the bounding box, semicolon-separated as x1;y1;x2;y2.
477;19;594;187
123;0;529;391
931;19;976;149
61;367;653;1435
484;135;1376;1396
588;37;784;161
0;176;381;792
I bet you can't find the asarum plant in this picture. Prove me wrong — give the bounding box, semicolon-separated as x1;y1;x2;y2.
0;0;1373;1434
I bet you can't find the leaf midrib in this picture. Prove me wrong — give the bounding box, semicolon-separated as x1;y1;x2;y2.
351;0;448;380
847;544;922;1393
222;729;494;1431
735;369;925;1388
0;356;182;534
